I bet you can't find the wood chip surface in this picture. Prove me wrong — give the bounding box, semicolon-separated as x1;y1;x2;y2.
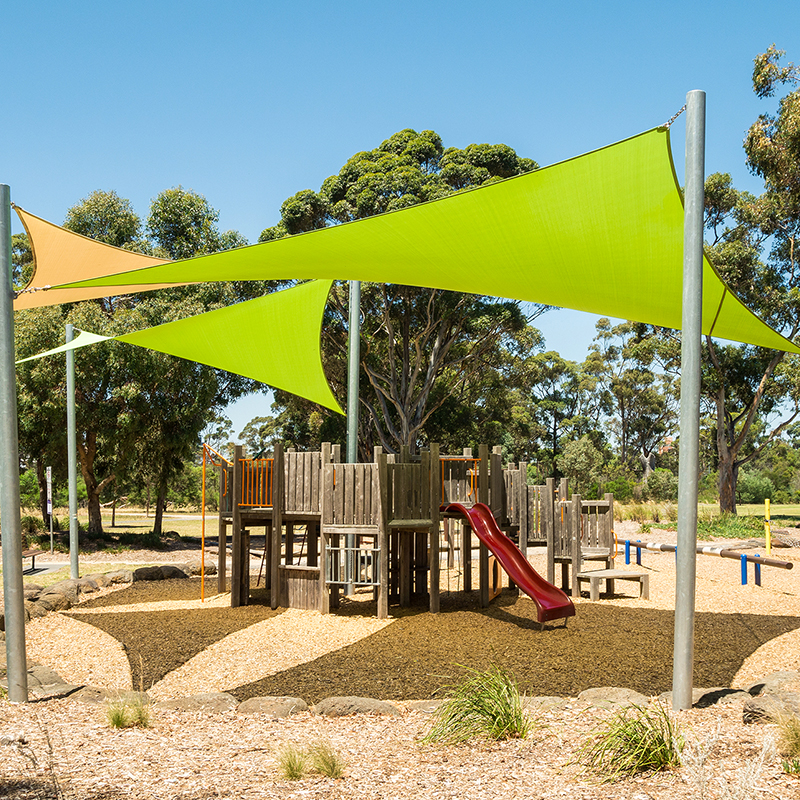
5;525;800;799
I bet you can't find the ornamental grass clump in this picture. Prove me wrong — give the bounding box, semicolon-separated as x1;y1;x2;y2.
423;665;532;744
578;702;683;782
308;740;346;779
278;744;307;781
106;697;151;729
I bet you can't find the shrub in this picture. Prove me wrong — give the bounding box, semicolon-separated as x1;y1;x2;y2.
577;703;683;782
645;469;678;502
605;476;634;503
423;665;532;744
737;469;775;504
696;513;763;540
20;515;45;535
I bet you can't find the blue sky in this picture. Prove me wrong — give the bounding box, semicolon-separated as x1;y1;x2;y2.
3;1;799;435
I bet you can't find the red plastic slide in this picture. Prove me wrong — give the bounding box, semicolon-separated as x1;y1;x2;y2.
446;502;575;624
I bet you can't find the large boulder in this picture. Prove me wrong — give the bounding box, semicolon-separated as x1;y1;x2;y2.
312;696;402;717
577;687;650;710
77;577;100;594
84;573;112;588
156;692;239;714
743;691;800;724
68;686;150;706
36;593;71;612
43;580;80;604
746;671;800;696
133;566;164;582
237;696;308;718
104;569;134;584
160;565;189;580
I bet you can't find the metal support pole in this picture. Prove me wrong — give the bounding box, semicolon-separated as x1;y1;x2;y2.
346;280;361;464
673;89;705;711
345;280;361;592
66;323;79;579
0;184;28;702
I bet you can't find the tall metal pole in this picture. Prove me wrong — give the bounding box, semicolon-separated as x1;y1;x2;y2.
673;89;706;710
346;280;361;463
0;184;28;702
345;280;361;594
66;323;79;579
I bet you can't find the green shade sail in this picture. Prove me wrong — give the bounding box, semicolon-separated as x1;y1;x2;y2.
18;281;343;414
56;128;799;355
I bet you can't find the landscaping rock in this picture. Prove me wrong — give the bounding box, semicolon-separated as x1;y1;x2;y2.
177;561;217;577
28;665;65;687
44;580;80;604
24;601;49;620
577;687;650;710
84;573;111;588
746;671;800;696
743;691;800;724
77;577;100;594
404;699;445;714
694;688;751;708
104;569;134;584
523;695;570;712
30;683;83;701
160;565;189;579
24;588;42;600
156;692;239;714
236;696;308;717
23;583;44;593
68;686;150;706
133;566;164;582
312;696;402;717
36;592;71;612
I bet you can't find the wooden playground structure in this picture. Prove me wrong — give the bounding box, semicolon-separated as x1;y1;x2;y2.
208;444;620;619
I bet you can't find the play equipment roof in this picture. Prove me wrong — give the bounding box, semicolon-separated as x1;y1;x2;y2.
46;127;799;354
17;280;343;414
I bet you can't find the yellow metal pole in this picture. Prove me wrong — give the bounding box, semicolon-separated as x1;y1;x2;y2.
765;498;771;556
201;445;206;602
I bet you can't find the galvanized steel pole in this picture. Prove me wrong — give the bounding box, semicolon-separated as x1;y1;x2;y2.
345;280;361;592
0;184;28;702
66;323;79;579
673;90;705;711
346;280;361;464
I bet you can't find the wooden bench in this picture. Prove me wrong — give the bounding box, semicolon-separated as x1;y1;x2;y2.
577;568;649;601
21;531;45;574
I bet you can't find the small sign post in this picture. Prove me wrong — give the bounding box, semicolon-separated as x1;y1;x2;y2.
46;466;53;553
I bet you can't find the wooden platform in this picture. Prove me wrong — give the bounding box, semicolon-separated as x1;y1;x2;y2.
577;568;649;601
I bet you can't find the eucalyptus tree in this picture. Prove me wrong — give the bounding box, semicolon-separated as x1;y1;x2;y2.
697;46;800;512
260;128;544;456
590;319;677;478
15;188;262;533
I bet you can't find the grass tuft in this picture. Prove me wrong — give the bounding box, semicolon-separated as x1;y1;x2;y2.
578;702;683;782
777;714;800;759
278;744;307;780
783;758;800;776
423;665;532;744
106;697;151;729
308;740;346;779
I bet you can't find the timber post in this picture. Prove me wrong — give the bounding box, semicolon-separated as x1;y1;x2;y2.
231;445;243;607
270;442;284;610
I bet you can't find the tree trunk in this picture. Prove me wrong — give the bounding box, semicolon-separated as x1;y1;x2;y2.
76;432;114;536
153;482;167;536
640;448;656;481
718;453;738;514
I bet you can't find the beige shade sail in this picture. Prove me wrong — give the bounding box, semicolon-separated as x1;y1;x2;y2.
13;206;176;310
